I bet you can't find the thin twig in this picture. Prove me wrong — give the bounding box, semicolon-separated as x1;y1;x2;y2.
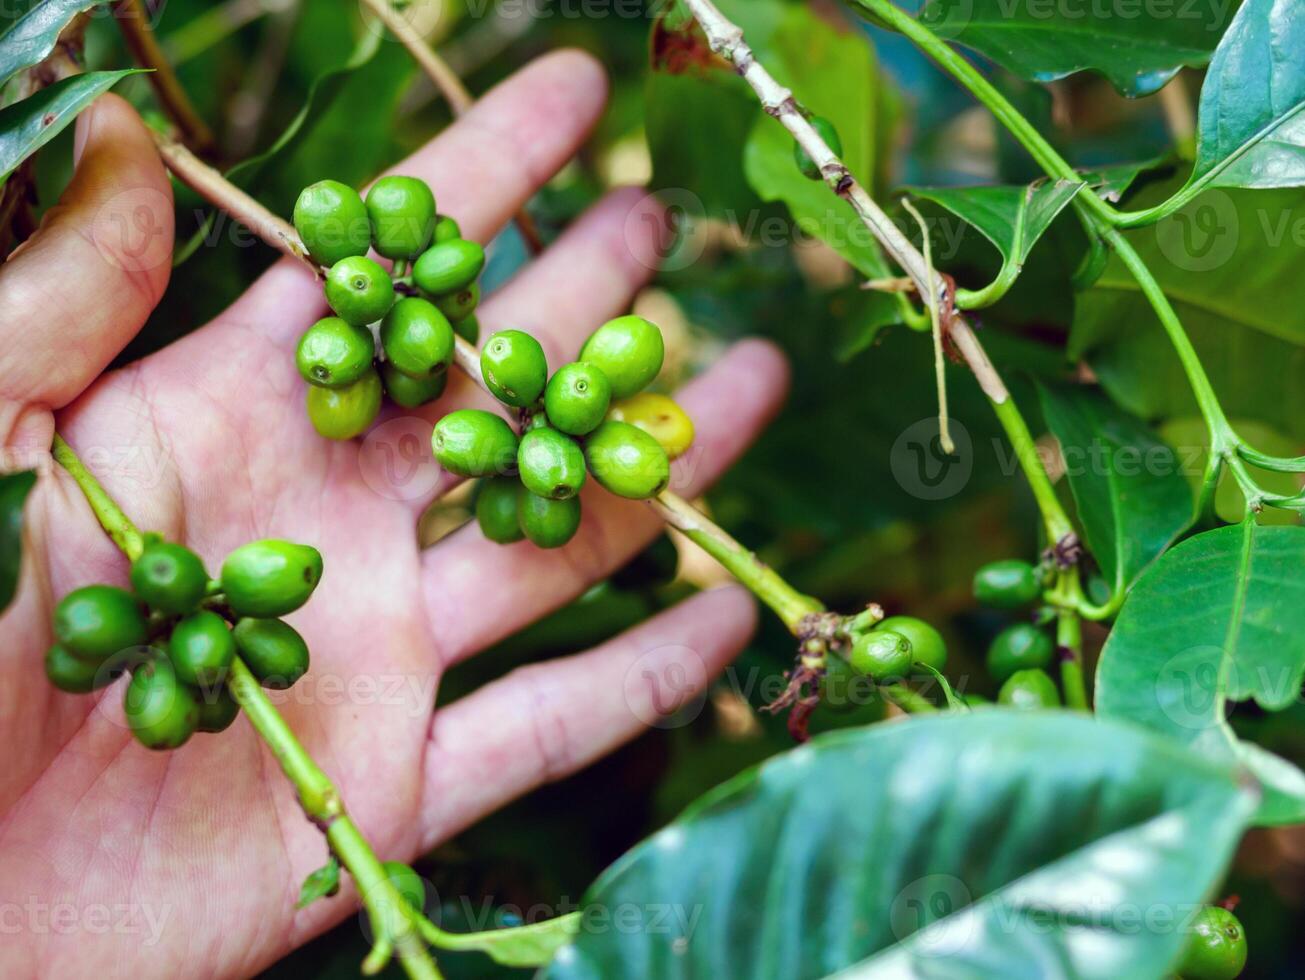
152;130;319;275
113;0;216;155
900;198;952;454
354;0;543;254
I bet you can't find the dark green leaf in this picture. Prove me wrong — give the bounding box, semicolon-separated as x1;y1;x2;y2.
1037;383;1192;598
1097;522;1305;826
1188;0;1305;192
295;857;341;908
544;712;1255;979
0;70;142;180
914;0;1236;98
0;0;106;90
741;3;887;278
1070;181;1305;440
909;179;1082;306
1;470;36;613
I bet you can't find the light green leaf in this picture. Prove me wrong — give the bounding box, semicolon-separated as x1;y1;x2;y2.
0;0;107;91
1070;181;1305;440
442;913;581;967
0;69;142;180
295;857;341;908
1038;383;1192;599
741;3;887;279
912;0;1236;98
1096;522;1305;826
544;712;1256;979
909;178;1082;307
1188;0;1305;192
1;470;36;613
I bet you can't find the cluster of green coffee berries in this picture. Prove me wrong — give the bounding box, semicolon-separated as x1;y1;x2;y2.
839;614;948;683
970;558;1062;707
292;175;484;438
44;536;322;749
432;314;694;550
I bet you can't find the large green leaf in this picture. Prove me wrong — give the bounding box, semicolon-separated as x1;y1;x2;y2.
914;0;1237;98
0;69;141;180
1187;0;1305;193
544;712;1256;980
1070;181;1305;440
741;3;884;278
1097;522;1305;826
1038;383;1192;599
1;470;36;613
0;0;106;91
908;179;1082;306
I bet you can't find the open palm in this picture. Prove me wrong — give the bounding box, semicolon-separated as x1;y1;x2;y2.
0;51;787;977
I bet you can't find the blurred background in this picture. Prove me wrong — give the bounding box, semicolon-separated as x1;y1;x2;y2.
9;0;1303;974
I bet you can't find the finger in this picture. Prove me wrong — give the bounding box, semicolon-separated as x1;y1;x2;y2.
374;187;667;513
213;49;610;345
0;94;173;408
421;339;788;666
418;585;757;849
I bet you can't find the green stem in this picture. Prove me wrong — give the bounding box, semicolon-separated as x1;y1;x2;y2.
852;0;1118;228
653;492;824;634
989;397;1076;546
52;434;146;560
880;682;937;713
1055;602;1089;711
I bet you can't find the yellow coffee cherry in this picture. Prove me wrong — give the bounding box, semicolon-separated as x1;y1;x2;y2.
607;393;695;460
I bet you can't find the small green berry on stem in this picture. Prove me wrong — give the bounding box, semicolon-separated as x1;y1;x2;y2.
608;392;694;459
413;238;485;294
220;540;323;618
296;317;375;388
130;541;208;615
518;492;582;549
124;655;201;750
325;255;395;327
849;630;913;681
579;315;664;398
380;361;448;409
1178;905;1247;980
306;369;383;440
481;329;548;408
475;477;525;544
233;618;311;690
293;180;371;267
433;282;479;322
53;585;148;664
583;420;671;500
431;409;519;478
380;297;454;378
364;175;436;260
985;622;1053;683
997;668;1061;709
518;427;586;500
169;610;237;687
973;559;1043;609
544;361;611;436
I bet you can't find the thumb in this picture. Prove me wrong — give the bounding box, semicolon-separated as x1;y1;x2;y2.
0;93;174;410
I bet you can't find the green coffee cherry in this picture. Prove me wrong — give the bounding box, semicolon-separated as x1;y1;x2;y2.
578;316;664;398
481;330;548;408
196;685;240;733
124;657;200;750
220;540;323;618
874;616;947;673
169;610;236;688
431;409;519;477
583;421;670;499
306;368;382;440
849;630;913;681
611;533;678;591
293;180;370;267
475;477;524;544
434;282;479;322
452;313;479;345
233;618;310;689
973;560;1043;608
381;361;448;409
518;492;582;549
365;175;436;259
1178;906;1247;980
382;861;426;911
986;622;1053;683
517;427;586;500
608;393;694;460
432;214;461;243
997;668;1060;709
54;585;147;663
380;297;454;378
413;238;485;294
296;317;375;388
794;116;843;180
325;256;395;327
544;362;611;436
130;542;208;615
45;643;119;693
